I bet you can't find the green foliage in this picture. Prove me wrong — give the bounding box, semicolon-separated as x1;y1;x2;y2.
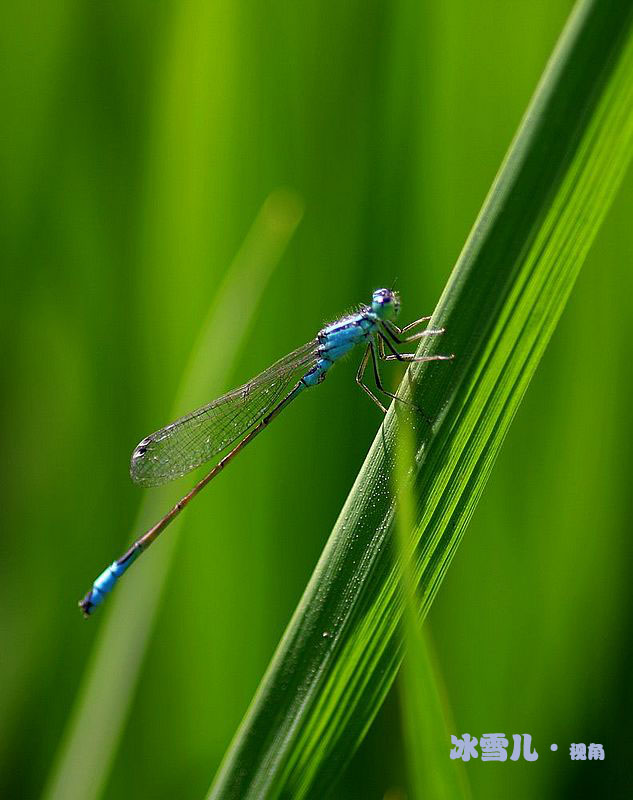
208;1;633;796
1;2;632;799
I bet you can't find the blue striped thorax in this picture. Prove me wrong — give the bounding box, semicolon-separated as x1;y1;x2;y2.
302;288;400;386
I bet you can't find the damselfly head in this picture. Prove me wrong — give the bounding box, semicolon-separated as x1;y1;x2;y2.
371;288;400;320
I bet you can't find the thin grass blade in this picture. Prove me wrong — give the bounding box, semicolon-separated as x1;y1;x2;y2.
394;424;469;800
43;190;303;800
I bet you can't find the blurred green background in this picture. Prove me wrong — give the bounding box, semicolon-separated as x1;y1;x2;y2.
1;1;631;798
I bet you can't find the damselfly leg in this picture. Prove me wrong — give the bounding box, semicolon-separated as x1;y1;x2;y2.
377;330;454;364
356;344;389;413
356;327;453;416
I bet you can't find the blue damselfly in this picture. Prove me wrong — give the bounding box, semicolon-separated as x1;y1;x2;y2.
79;288;452;615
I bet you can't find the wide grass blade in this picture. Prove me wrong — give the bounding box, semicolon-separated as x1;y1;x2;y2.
208;1;633;797
43;190;303;800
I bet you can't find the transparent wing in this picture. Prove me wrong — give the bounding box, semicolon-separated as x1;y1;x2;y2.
130;339;319;487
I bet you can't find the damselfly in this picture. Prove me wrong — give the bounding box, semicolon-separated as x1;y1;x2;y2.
79;288;452;616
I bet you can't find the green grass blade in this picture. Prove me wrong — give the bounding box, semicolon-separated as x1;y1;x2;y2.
394;425;469;800
42;190;303;800
208;1;633;797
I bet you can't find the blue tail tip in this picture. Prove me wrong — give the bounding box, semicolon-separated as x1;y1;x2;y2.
79;592;96;618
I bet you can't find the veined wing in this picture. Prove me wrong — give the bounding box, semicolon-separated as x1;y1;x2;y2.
130;338;319;487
